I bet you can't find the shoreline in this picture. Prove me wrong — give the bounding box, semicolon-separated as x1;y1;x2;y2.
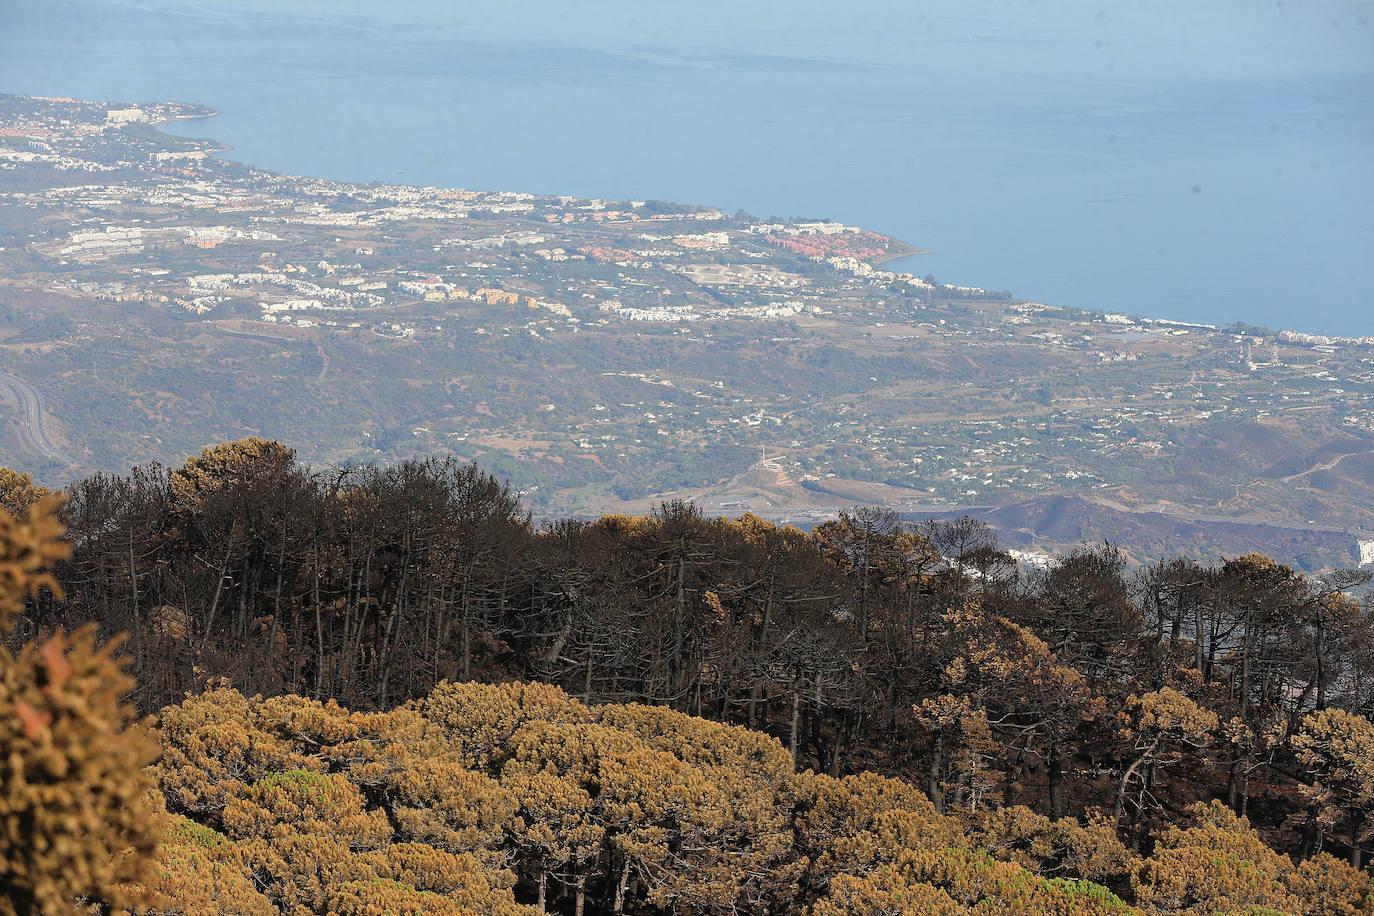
150;101;939;269
124;96;1365;342
152;108;220;125
152;108;235;157
872;245;930;268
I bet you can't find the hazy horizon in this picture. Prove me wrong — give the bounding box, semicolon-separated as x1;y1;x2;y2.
52;0;1374;78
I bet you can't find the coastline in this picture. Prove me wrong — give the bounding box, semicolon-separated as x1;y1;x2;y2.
872;245;930;268
152;108;234;156
147;100;935;273
151;107;220;126
7;91;1374;550
121;96;1367;342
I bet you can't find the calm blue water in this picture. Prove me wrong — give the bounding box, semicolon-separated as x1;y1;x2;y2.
4;0;1373;335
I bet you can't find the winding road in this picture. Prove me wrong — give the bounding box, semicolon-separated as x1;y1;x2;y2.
1279;448;1374;484
0;370;78;466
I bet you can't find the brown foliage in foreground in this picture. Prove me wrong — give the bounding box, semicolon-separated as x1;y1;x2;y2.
134;682;1370;916
4;448;1374;912
0;498;160;915
27;444;1374;869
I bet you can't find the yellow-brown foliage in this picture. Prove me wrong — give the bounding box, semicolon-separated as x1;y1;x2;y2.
597;744;796;913
499;718;642;781
0;468;50;520
807;869;965;916
326;877;538;916
1133;801;1372;916
356;843;517;901
794;770;965;889
154;686;317;817
1126;687;1218;743
1286;855;1374;916
594;700;795;780
222;770;391;847
131;676;1374;916
169;437;297;507
0;495;67;629
239;831;375;915
892;845;1136;914
0;497;161;916
807;845;1137;916
503;769;604;891
976;806;1138;886
383;757;517;861
410;679;590;767
1291;709;1374;856
142;814;275;916
255;693;363;749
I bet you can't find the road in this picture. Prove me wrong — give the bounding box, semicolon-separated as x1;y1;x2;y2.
210;323;330;378
0;370;78;466
887;495;1370;539
1280;449;1374;484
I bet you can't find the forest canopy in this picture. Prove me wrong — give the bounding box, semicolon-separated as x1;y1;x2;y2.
1;439;1373;914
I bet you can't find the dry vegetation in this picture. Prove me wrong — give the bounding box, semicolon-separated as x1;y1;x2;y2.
0;455;1372;913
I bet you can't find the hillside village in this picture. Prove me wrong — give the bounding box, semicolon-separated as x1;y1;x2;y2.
3;93;1374;568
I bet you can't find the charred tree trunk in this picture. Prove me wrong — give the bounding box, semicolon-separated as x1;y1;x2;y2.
929;731;945;815
1048;741;1067;820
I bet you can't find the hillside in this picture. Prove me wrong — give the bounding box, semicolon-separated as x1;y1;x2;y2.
902;496;1368;570
2;94;1374;568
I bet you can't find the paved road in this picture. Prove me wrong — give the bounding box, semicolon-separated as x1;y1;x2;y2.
0;370;77;466
1280;448;1374;484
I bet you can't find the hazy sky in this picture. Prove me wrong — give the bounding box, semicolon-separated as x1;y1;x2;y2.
95;0;1374;79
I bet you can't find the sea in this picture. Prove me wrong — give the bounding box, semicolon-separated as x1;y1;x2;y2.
4;0;1373;335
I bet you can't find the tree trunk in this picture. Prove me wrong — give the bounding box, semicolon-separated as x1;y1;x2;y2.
1226;752;1242;811
830;709;850;777
127;531;140;671
313;543;324;700
811;676;828;772
1239;623;1253;713
235;561;249;641
584;647;594;703
1195;599;1206;675
1115;743;1156;823
671;554;686;704
200;519;239;650
269;529;286;672
458;571;473;680
1048;741;1066;820
612;859;630;915
789;679;803;763
1352;811;1366;870
1314;603;1328;710
749;585;775;728
929;731;945;815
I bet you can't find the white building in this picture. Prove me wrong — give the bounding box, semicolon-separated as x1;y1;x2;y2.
106;108;148;123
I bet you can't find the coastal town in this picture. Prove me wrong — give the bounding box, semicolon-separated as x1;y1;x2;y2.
2;93;1374;567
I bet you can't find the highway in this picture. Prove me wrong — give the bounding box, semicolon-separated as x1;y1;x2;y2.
0;370;78;466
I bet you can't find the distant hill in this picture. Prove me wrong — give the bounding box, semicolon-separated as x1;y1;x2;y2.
899;495;1364;571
